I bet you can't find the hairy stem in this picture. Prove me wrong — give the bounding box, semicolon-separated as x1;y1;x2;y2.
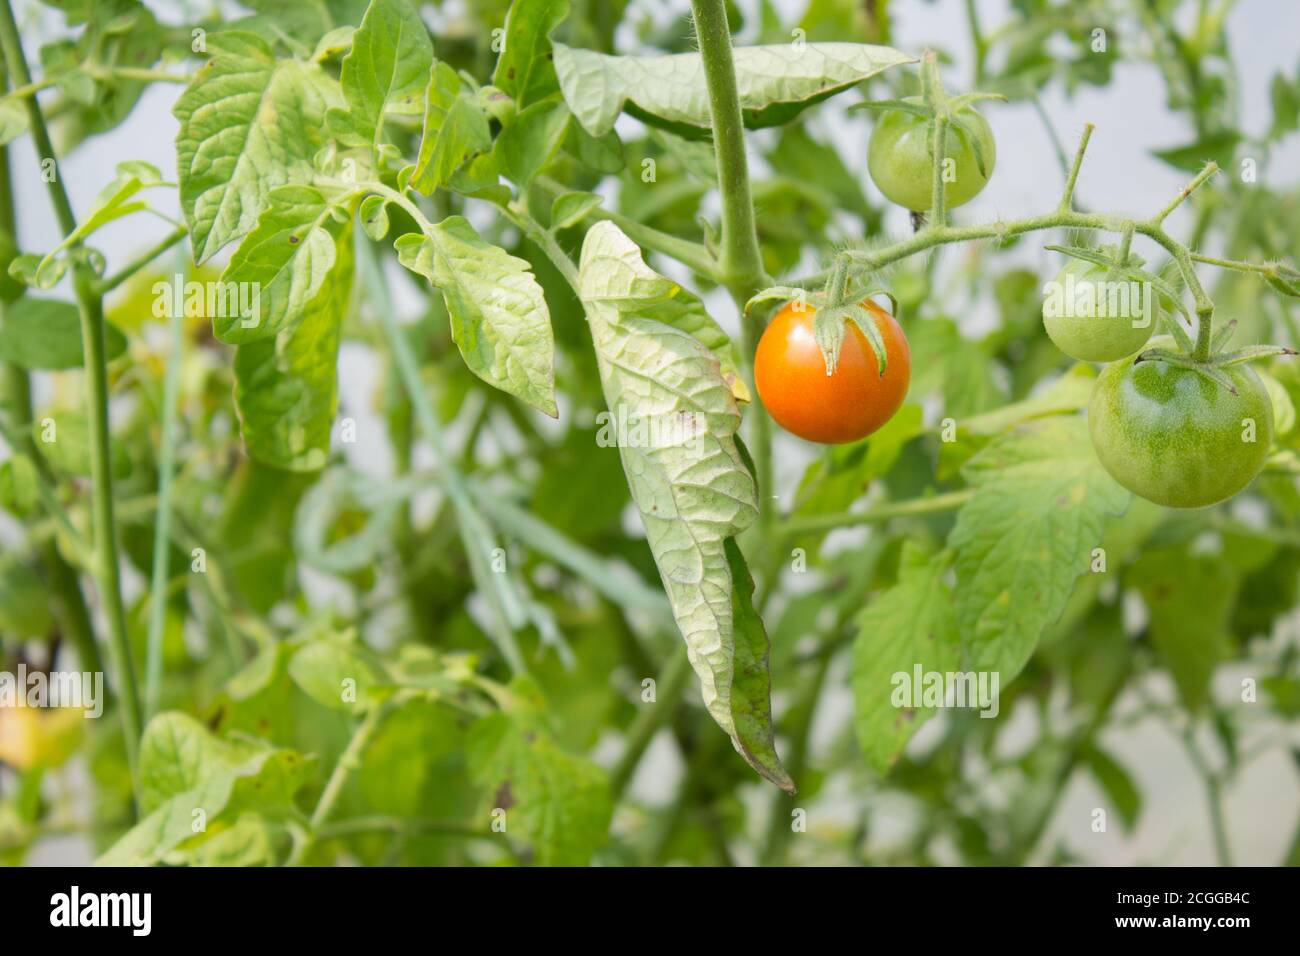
689;0;767;300
1059;123;1094;211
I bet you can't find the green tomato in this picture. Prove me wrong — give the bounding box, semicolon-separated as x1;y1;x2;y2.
1043;257;1156;362
1089;345;1274;508
867;98;996;212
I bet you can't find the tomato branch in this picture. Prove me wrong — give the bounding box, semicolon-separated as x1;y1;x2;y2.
533;176;718;281
779;488;974;538
97;224;188;294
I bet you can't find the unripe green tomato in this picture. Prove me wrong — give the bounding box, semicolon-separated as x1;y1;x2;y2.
1043;257;1156;362
1088;341;1274;508
867;98;996;212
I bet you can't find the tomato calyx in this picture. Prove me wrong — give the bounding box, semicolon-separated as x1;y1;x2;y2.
1134;341;1298;396
745;282;900;377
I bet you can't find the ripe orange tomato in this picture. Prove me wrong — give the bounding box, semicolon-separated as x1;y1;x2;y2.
754;300;911;444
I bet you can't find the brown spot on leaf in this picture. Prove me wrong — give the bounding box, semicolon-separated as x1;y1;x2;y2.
289;235;299;244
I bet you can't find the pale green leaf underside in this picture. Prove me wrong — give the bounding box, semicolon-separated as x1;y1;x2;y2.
173;32;342;263
852;543;961;775
555;41;915;137
577;220;759;761
395;215;557;416
949;417;1130;681
233;220;353;471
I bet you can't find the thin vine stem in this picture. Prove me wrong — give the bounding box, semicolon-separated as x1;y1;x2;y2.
144;256;187;719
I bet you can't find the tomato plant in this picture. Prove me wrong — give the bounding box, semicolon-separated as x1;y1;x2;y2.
0;0;1298;874
755;299;910;444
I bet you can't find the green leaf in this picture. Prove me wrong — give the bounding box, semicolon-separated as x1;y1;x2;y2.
410;63;492;195
288;640;381;713
332;0;432;147
852;543;961;775
0;556;54;637
562;121;624;173
576;220;763;775
549;190;603;231
30;161;164;281
99;711;311;866
493;96;570;188
217;184;355;345
1128;546;1235;711
95;775;236;867
1270;71;1300;139
0;454;39;518
555;41;914;137
394;215;557;416
184;814;278;866
33;408;131;479
937;363;1096;478
0;297;127;369
232;219;353;470
467;709;611;865
0;97;28;146
1083;745;1141;832
492;0;570;109
174;32;344;263
949;416;1130;682
1151;131;1240;173
723;538;793;792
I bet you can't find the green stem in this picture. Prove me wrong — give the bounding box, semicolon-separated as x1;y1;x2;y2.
1181;726;1233;866
689;0;768;300
534;176;718;280
97;225;187;294
0;0;141;773
1059;123;1094;211
1152;162;1218;224
0;71;100;679
290;698;399;864
689;0;777;552
144;262;186;719
779;489;973;538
